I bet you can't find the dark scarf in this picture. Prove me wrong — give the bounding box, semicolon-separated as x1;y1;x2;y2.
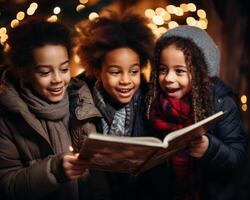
93;81;135;136
20;84;71;154
149;94;200;200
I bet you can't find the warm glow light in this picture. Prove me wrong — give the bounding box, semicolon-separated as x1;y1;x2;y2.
158;26;167;34
10;19;19;28
74;55;81;63
16;11;25;21
76;4;85;12
168;21;179;29
197;9;206;18
89;12;99;20
180;3;189;12
175;7;184;16
0;34;8;44
188;3;197;12
166;5;176;14
3;43;10;52
53;7;61;15
47;15;58;22
145;9;155;18
163;12;171;21
242;104;247;112
155;7;166;17
147;23;157;30
186;17;196;26
30;2;38;10
152;15;164;25
197;19;207;29
27;7;35;15
79;0;88;4
241;95;247;104
0;27;7;35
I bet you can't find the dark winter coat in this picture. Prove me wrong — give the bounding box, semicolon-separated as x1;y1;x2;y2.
0;79;86;200
69;73;150;200
142;77;247;200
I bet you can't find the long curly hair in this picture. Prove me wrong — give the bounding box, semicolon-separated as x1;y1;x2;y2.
147;36;213;122
75;11;155;77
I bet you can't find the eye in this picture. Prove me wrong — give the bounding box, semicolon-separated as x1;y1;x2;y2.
37;70;50;77
176;68;187;75
61;66;70;73
130;69;140;76
158;66;167;74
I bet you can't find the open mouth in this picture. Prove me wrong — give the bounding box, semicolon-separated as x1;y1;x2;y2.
48;87;64;96
116;88;133;97
166;87;179;93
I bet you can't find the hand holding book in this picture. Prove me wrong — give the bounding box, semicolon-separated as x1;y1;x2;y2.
77;111;224;175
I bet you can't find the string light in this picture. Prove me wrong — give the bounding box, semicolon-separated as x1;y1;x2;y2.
76;4;85;12
53;7;61;15
145;3;208;37
89;12;99;20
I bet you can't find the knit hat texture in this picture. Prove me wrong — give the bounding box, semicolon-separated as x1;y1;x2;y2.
160;25;220;76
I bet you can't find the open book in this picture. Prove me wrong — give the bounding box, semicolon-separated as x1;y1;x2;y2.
78;111;224;175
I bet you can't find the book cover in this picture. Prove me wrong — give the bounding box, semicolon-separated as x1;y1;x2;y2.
78;111;224;175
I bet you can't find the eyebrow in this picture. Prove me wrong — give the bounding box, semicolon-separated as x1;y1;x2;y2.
107;63;140;68
35;60;69;68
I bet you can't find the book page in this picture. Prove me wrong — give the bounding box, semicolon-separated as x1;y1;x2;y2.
88;133;165;147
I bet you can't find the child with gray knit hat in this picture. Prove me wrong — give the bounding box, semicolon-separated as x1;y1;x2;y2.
146;25;247;200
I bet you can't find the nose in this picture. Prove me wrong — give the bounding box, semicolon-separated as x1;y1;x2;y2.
164;71;175;83
120;73;131;85
51;71;63;83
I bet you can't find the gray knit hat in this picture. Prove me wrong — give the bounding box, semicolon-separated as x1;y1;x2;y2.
160;25;220;76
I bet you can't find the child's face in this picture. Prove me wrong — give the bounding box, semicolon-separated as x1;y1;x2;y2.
158;44;192;99
26;44;70;103
99;48;141;104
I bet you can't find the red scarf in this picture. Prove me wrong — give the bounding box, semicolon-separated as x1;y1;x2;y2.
149;94;200;200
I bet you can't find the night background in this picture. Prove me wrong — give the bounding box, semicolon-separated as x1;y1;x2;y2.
1;0;250;198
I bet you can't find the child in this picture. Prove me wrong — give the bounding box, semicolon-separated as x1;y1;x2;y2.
72;12;155;200
147;25;247;200
0;18;87;200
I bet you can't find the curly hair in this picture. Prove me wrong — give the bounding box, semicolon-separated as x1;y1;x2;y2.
147;36;213;122
75;12;155;77
5;17;72;71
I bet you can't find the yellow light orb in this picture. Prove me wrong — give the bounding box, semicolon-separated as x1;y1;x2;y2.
180;3;189;12
188;3;197;12
79;0;88;4
16;11;25;21
168;21;179;29
89;12;99;21
10;19;19;28
47;15;58;22
53;7;61;15
241;104;247;112
30;2;38;10
145;9;155;18
76;4;85;12
152;15;164;26
241;95;247;104
155;7;166;17
197;9;206;18
163;12;171;21
0;27;7;35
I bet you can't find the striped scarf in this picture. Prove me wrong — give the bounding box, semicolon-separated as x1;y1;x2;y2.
93;81;133;136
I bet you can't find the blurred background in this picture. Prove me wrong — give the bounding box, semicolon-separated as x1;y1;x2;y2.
0;0;250;197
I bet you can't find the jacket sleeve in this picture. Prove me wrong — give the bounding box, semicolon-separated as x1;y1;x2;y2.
0;119;66;200
200;94;247;173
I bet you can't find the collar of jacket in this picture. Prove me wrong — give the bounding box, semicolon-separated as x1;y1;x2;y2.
73;81;102;121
